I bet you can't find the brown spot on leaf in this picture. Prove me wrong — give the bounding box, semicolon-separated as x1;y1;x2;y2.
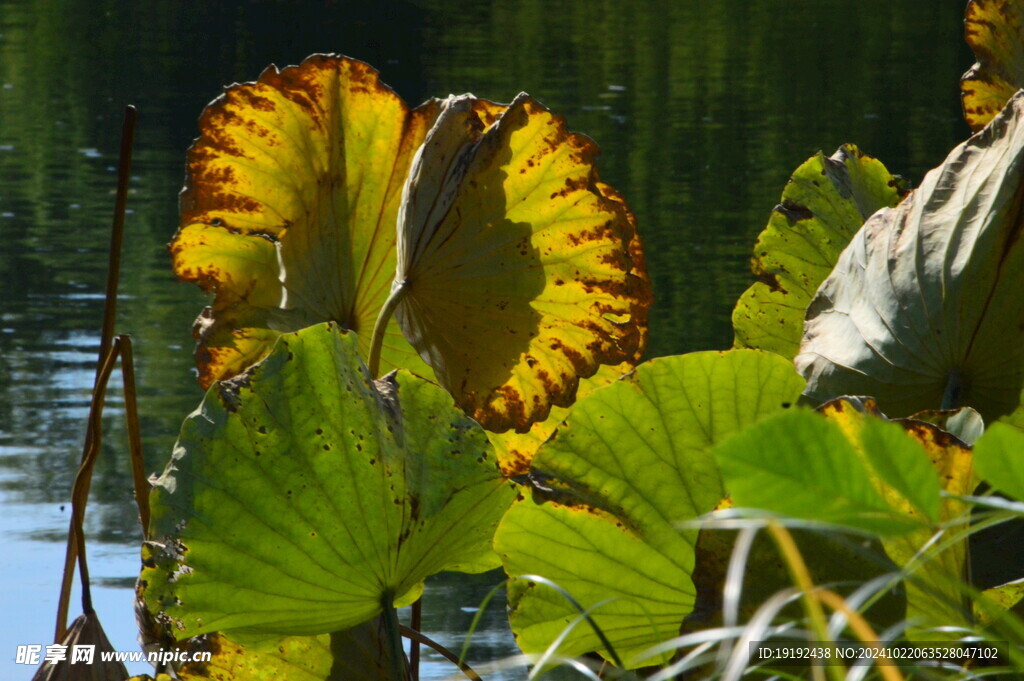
776;199;814;224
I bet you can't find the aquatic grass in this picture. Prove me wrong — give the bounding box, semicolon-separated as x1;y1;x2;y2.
512;574;626;676
458;579;509;667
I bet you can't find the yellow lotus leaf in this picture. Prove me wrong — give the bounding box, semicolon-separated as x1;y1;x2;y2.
171;54;438;388
962;0;1024;132
390;93;651;433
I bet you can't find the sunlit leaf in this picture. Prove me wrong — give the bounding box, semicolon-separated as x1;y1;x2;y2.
171;54;438;388
140;323;513;639
495;350;804;667
392;93;651;433
732;145;904;359
487;362;630;477
132;614;397;680
962;0;1024;132
796;92;1024;422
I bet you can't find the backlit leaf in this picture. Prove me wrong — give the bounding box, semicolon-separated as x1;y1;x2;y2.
796;92;1024;422
392;93;651;433
962;0;1024;132
140;324;513;639
732;145;904;359
487;362;631;477
495;350;804;667
171;54;438;388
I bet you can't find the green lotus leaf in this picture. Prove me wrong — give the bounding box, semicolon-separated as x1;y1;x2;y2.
391;93;651;434
140;323;513;639
962;0;1024;132
171;54;438;389
495;350;805;668
732;144;904;359
796;92;1024;422
969;419;1024;626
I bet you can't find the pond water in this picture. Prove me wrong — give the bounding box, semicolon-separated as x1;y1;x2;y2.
0;1;973;678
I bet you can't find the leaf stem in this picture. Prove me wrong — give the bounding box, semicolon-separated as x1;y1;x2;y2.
368;280;409;379
410;599;421;681
941;370;963;410
381;593;409;681
54;105;136;641
96;105;136;370
119;335;149;537
400;625;483;681
56;340;122;639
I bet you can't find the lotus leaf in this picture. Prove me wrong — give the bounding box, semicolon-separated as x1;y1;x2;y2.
797;92;1024;422
140;323;513;639
488;363;631;477
391;93;650;433
962;0;1024;132
495;350;804;668
732;145;904;359
171;54;438;388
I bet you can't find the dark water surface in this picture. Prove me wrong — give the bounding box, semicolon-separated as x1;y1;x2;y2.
0;1;973;677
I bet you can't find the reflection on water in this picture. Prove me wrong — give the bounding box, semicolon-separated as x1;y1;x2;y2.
0;0;971;678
